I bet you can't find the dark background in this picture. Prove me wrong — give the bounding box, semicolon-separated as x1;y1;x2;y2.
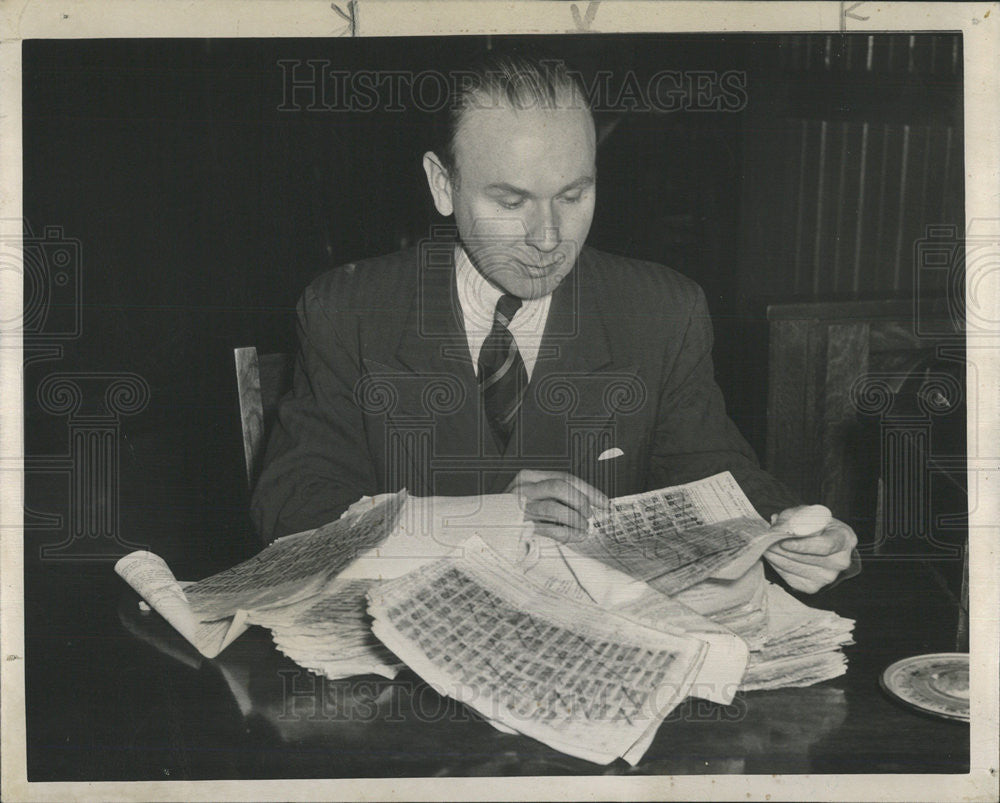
22;34;964;572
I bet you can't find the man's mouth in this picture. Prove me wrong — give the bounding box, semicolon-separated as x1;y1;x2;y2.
517;254;566;274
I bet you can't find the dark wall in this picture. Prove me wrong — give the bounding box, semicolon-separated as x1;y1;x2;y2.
22;35;765;409
22;35;963;565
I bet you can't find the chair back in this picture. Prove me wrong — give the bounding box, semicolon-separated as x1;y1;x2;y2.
234;347;293;489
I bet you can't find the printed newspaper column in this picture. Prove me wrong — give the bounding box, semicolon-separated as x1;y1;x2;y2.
367;535;709;765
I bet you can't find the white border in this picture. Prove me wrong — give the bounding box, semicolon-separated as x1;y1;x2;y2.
1;2;997;801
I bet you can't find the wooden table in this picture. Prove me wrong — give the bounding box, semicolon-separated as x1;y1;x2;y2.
24;556;968;781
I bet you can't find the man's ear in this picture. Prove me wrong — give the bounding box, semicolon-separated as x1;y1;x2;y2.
422;151;454;217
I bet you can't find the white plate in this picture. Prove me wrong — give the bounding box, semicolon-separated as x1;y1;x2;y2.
880;652;969;722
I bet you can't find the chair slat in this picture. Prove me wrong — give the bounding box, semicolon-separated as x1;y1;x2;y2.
234;347;264;489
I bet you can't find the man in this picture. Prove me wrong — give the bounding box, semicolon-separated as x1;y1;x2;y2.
251;52;857;593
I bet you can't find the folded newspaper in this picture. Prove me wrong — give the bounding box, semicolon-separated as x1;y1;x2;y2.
115;471;854;765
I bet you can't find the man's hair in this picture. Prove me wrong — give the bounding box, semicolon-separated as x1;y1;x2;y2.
435;49;592;180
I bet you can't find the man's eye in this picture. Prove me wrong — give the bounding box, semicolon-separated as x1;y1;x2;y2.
498;198;525;210
560;193;583;204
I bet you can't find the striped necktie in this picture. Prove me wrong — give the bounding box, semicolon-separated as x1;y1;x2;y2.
478;293;528;452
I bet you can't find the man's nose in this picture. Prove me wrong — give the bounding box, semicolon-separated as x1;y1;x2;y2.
525;203;560;253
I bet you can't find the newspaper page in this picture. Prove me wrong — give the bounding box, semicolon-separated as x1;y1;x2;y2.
367;535;708;765
672;561;855;690
613;586;749;706
248;578;404;680
515;534;750;706
576;472;788;595
338;493;529;580
185;490;406;617
674;563;771;650
741;582;855;691
114;550;250;659
115;491;406;658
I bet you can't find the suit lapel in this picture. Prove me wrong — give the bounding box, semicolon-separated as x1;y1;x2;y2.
387;246;500;466
365;247;632;496
515;251;615;463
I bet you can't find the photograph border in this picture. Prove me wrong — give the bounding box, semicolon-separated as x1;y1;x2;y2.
1;2;997;801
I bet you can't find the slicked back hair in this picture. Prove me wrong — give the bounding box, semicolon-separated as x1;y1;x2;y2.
435;50;593;182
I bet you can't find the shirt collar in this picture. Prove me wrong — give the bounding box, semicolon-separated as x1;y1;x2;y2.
455;246;504;334
455;247;551;329
454;246;552;376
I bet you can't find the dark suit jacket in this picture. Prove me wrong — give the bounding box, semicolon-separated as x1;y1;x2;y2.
251;243;800;542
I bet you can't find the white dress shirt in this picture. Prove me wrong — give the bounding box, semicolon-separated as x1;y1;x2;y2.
455;247;552;380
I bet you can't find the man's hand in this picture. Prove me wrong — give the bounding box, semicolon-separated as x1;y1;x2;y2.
765;515;858;594
505;469;609;543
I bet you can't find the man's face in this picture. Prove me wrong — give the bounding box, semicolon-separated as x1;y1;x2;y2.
426;99;597;300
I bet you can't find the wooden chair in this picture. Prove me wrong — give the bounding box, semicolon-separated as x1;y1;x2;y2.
234;347;293;489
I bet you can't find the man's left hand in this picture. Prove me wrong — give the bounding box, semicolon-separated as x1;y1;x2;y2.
764;517;858;594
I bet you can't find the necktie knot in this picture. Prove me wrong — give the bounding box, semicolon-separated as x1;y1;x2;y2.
494;294;523;328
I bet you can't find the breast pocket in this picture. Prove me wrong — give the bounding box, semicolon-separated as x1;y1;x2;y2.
529;368;649;498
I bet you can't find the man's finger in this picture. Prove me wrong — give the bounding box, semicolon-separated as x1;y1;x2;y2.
777;533;840;556
506;470;609;512
523;478;598;519
524;498;589;532
777;573;826;594
507;469;571;487
780;524;854;556
558;473;610;512
768;542;854;571
765;550;838;593
532;522;576;544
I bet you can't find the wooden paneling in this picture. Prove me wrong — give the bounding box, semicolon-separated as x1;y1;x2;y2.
748;118;962;300
739;33;963;306
778;33;962;77
765;298;962;552
820;322;870;516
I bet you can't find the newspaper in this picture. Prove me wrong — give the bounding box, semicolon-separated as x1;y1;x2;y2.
367;535;709;765
247;578;404;679
576;472;793;594
513;535;749;706
570;473;854;692
114;550;250;659
185;490;406;616
115;473;855;763
673;562;854;689
613;586;749;706
338;492;530;580
674;563;772;650
114;491;519;675
741;582;855;690
114;490;406;659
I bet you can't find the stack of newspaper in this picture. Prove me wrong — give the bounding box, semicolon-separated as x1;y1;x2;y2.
115;491;407;661
576;474;856;691
115;472;854;765
247;578;404;680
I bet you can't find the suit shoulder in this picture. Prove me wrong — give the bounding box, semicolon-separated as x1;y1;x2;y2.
304;248;419;314
581;247;703;311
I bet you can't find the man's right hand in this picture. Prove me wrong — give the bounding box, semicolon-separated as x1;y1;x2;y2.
505;469;609;544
